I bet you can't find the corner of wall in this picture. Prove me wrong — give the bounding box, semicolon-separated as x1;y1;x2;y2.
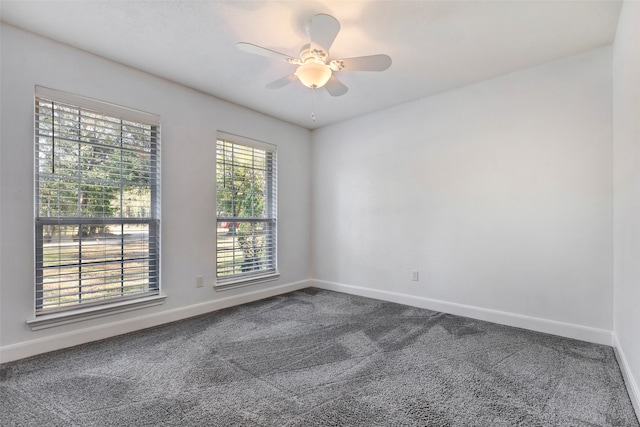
612;0;640;421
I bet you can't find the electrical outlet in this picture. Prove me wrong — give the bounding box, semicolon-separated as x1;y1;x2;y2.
196;275;204;288
412;270;419;281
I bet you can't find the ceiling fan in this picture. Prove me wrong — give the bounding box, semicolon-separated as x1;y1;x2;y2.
237;13;392;97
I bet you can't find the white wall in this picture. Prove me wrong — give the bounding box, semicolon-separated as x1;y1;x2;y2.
312;47;614;344
613;0;640;414
0;24;312;362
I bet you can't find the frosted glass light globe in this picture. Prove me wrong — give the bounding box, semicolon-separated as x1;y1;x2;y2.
295;61;332;88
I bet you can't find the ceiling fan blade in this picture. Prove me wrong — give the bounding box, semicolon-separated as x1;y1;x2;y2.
237;42;295;62
266;74;297;89
330;54;392;72
324;76;348;97
310;14;340;58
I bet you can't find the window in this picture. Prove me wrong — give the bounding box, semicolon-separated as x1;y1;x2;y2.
216;133;277;287
34;87;160;315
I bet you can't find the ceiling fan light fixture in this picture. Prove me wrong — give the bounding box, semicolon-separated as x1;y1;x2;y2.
238;13;390;102
295;60;332;88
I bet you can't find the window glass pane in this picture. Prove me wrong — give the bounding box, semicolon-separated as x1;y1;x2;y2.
216;221;275;277
35;92;160;314
216;137;276;282
38;224;154;310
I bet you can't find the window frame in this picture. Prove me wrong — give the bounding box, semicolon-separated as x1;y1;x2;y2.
32;86;162;323
215;132;278;289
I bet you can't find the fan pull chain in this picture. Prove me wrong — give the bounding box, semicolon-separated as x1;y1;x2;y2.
311;87;316;122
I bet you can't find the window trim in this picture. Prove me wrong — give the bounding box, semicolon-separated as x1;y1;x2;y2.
35;86;159;126
214;272;280;291
215;132;278;289
26;294;167;331
33;86;162;317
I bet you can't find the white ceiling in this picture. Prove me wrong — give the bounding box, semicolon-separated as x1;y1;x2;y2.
1;0;622;129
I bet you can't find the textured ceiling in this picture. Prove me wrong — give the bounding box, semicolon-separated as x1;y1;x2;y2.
1;0;623;129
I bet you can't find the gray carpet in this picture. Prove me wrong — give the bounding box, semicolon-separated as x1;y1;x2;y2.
1;288;638;426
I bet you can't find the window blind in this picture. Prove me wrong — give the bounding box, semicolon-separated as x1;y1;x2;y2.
216;136;277;284
34;88;160;314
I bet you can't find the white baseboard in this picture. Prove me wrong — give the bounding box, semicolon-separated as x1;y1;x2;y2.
312;279;613;346
1;278;616;365
0;279;311;364
613;333;640;420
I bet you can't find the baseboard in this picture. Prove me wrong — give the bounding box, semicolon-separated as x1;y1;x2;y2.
0;279;311;364
613;333;640;420
312;279;613;346
2;278;615;365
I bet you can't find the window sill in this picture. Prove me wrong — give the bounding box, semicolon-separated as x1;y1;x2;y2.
26;294;167;331
214;272;280;291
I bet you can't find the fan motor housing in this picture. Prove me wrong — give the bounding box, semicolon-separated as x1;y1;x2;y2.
299;43;328;64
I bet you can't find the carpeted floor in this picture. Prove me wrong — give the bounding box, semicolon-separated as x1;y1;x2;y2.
1;288;638;426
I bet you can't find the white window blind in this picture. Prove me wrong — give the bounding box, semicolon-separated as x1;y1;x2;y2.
34;87;160;314
216;134;277;285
